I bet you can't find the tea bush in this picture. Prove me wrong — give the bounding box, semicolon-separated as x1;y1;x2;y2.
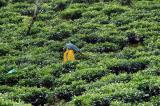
69;75;160;105
0;85;14;93
52;62;78;77
51;80;86;104
61;8;83;20
0;98;31;106
82;42;121;53
11;0;34;3
21;90;48;106
47;22;74;41
108;58;149;74
0;0;160;105
0;43;12;56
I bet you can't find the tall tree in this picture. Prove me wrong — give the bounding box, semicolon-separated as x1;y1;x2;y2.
26;0;41;35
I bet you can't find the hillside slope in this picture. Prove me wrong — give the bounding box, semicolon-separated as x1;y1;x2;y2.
0;0;160;105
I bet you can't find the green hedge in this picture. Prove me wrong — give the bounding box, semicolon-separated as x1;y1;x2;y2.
82;43;121;53
0;0;160;105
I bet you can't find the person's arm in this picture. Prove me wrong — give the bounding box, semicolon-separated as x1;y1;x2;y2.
71;44;80;52
63;45;68;52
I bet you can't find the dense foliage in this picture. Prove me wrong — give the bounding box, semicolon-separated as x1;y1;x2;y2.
0;0;160;105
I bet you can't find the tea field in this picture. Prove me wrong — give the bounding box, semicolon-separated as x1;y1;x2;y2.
0;0;160;105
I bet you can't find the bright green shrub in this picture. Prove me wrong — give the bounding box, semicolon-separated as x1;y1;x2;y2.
77;23;101;35
5;87;50;106
78;68;107;82
0;85;14;93
61;8;83;20
47;22;74;41
112;89;147;103
85;73;131;89
82;10;102;18
56;67;107;86
40;75;55;88
150;96;160;106
142;66;160;76
11;2;32;8
69;0;114;3
135;1;160;10
52;62;78;78
10;1;33;15
29;38;48;47
0;98;31;106
14;38;48;51
50;80;86;104
103;4;129;19
0;0;160;105
0;71;24;86
18;73;54;88
0;43;11;56
70;76;160;105
111;14;132;27
38;13;53;21
48;30;72;40
21;90;48;106
11;0;34;3
110;101;132;106
47;41;64;52
80;32;127;47
80;34;106;44
145;37;160;50
108;57;149;74
0;62;17;74
70;83;140;105
109;73;131;83
18;78;41;87
137;79;160;97
61;3;86;19
82;43;120;53
92;97;110;106
86;3;104;11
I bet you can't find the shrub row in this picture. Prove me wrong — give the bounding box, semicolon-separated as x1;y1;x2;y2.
80;34;127;45
6;87;50;106
56;67;107;86
108;58;149;74
52;62;78;78
82;43;121;53
49;73;131;104
70;76;160;105
50;80;86;104
0;98;31;106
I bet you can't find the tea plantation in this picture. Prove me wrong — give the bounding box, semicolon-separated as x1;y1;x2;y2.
0;0;160;105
